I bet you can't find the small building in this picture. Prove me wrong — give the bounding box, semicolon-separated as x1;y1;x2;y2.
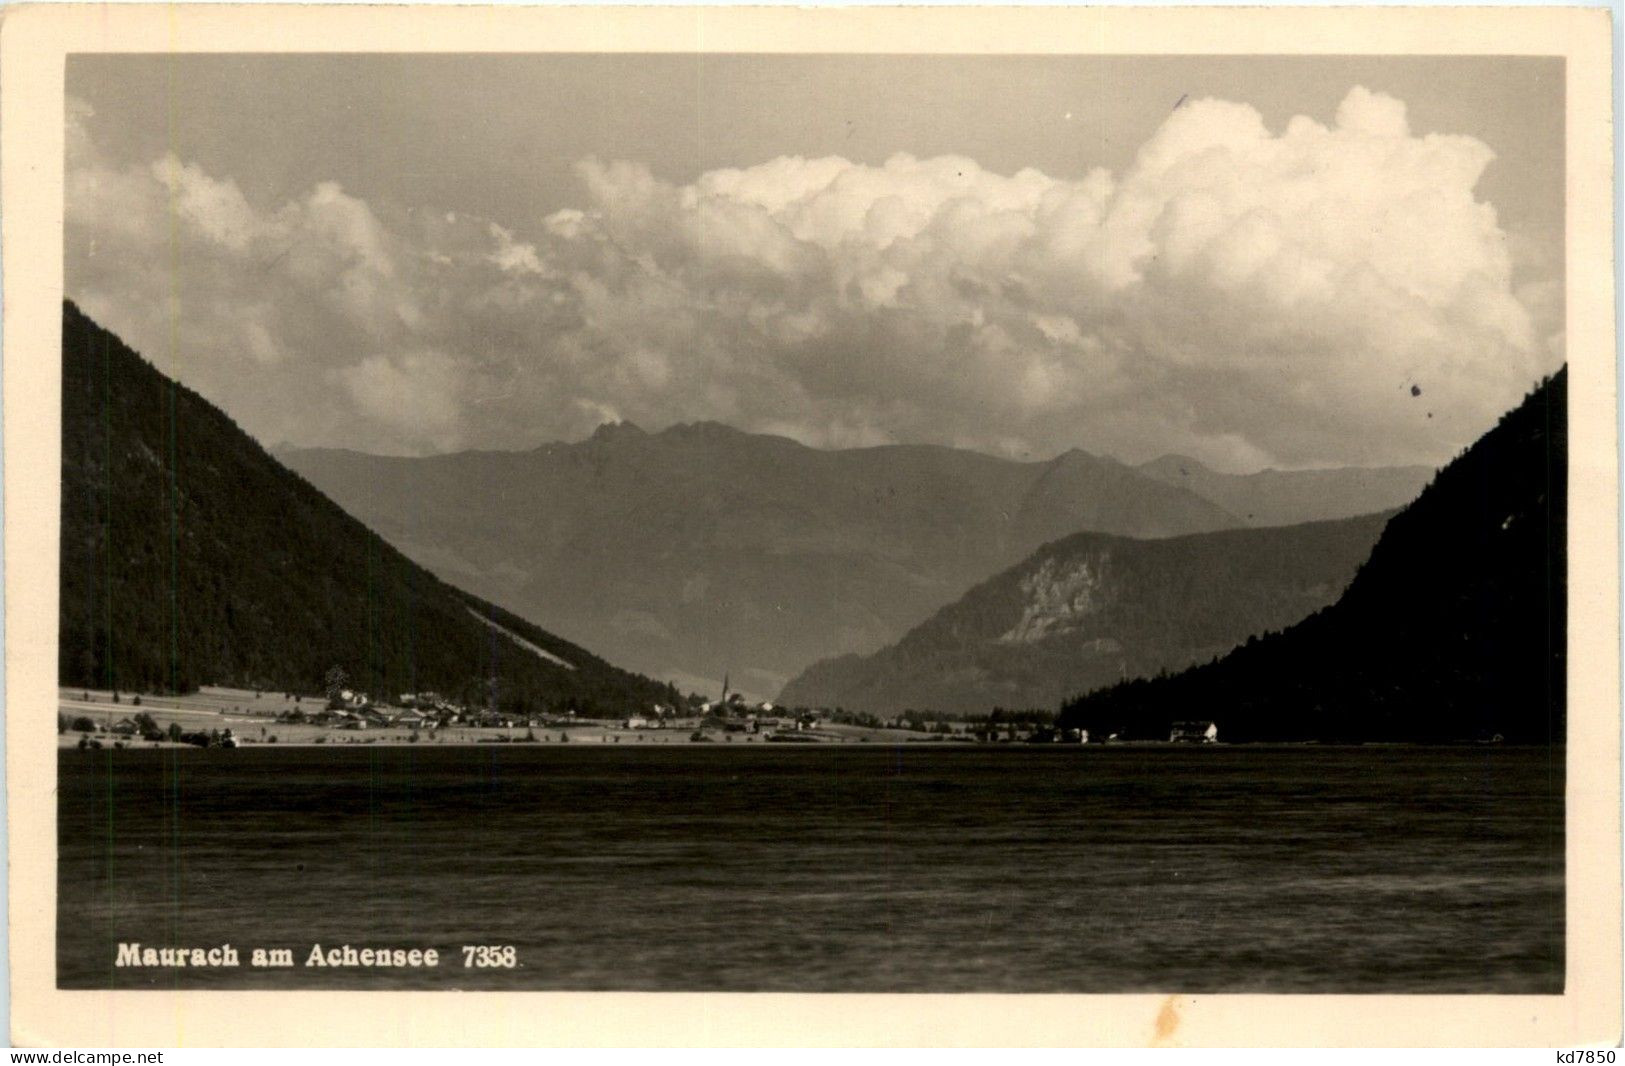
109;718;139;736
624;715;649;730
1170;721;1219;744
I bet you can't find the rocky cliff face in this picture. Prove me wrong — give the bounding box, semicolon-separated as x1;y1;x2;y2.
998;555;1112;645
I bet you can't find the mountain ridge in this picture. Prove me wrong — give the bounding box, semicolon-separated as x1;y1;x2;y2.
278;421;1247;698
281;415;1436;698
1135;453;1433;527
777;511;1393;715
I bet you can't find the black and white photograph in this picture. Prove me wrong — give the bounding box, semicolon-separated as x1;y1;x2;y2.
3;3;1619;1049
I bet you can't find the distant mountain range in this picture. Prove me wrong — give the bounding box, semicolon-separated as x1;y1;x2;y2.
281;424;1429;700
59;301;678;716
1135;455;1432;527
777;512;1391;716
1059;368;1567;744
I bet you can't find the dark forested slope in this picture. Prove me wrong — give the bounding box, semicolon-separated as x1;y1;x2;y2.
1059;369;1567;743
59;300;678;715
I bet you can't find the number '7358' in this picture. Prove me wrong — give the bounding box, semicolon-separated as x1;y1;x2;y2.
462;945;517;968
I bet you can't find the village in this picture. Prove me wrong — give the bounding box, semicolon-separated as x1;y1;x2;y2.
57;682;1222;750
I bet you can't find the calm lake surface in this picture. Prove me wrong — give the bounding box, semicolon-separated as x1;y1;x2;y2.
58;745;1563;992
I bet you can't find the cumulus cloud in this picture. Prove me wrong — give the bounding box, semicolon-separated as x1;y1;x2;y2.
339;351;465;450
65;87;1559;467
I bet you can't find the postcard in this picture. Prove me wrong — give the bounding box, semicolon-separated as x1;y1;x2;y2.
3;4;1618;1047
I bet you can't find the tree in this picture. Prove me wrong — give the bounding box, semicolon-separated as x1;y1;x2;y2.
324;665;349;709
168;722;182;742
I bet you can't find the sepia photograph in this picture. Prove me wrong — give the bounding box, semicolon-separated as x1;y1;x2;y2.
3;3;1618;1049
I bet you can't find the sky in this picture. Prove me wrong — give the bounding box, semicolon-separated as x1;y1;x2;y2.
65;54;1565;471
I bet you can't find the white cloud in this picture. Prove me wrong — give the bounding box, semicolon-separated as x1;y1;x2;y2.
65;86;1559;468
487;222;547;276
150;154;264;254
338;351;465;450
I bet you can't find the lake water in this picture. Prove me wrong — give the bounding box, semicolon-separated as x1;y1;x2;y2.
58;744;1563;992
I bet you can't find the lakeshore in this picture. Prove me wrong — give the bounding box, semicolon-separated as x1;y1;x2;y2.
56;685;1533;750
58;685;982;748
